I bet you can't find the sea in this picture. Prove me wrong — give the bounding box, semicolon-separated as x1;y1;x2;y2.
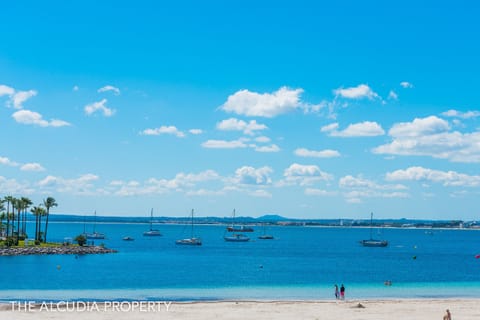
1;222;480;302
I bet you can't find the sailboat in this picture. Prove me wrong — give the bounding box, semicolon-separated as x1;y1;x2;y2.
224;209;250;242
258;223;274;240
143;208;162;236
176;209;202;246
360;212;388;247
84;211;105;240
226;209;254;232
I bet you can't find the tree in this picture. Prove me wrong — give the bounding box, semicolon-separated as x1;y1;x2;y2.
31;206;43;243
3;196;14;239
43;197;57;243
20;197;32;238
0;200;5;238
74;234;86;246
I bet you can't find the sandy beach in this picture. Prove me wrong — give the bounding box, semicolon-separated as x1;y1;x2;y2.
1;299;479;320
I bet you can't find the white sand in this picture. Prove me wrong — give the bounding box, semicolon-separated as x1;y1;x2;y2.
1;299;479;320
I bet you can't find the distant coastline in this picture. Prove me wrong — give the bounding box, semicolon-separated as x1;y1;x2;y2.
42;213;480;230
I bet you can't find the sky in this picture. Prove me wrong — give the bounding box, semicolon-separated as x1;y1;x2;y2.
1;1;480;220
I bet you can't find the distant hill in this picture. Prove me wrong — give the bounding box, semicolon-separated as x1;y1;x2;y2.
256;214;288;221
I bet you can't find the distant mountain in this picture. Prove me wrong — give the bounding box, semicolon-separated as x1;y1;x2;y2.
256;214;288;221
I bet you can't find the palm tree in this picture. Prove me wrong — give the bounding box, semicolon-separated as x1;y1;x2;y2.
20;197;32;238
37;207;47;242
43;197;57;243
14;198;23;244
3;196;14;238
0;200;5;238
31;206;43;242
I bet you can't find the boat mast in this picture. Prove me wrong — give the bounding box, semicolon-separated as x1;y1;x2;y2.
150;208;153;231
191;209;194;238
370;212;373;240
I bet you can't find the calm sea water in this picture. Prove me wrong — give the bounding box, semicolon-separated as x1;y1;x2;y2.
1;222;479;301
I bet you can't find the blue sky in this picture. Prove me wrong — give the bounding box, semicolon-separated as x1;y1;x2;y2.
1;1;480;219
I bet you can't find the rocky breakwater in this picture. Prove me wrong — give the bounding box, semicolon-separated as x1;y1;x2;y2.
0;245;117;256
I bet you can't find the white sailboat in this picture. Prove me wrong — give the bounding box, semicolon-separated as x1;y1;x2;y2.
84;211;105;240
143;208;162;236
176;209;202;246
360;212;388;247
224;209;250;242
258;223;274;240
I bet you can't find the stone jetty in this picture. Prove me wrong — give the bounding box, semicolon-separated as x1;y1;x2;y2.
0;245;117;256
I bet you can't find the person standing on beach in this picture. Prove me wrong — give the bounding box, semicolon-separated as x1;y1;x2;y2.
340;284;345;300
334;284;339;299
443;309;451;320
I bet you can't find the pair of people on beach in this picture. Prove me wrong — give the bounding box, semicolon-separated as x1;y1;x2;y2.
334;284;345;300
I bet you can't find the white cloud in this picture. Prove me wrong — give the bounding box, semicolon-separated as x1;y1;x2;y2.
38;174;100;195
249;189;272;198
220;86;304;117
255;136;271;143
0;85;15;97
254;144;280;153
325;121;385;137
320;123;339;133
386;166;480;187
189;129;203;135
334;84;379;99
304;188;337;196
388;116;449;137
12;110;71;127
11;90;37;109
0;156;19;167
400;81;413;88
84;99;115;117
216;118;268;135
294;148;340;158
0;85;37;109
373;116;480;162
0;176;34;195
141;125;185;138
281;163;333;186
201;139;248;149
339;175;409;203
20;163;45;172
98;85;120;95
441;109;480;119
388;90;398;100
234;166;273;185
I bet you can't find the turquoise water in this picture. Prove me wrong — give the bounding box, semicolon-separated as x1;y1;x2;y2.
1;222;479;301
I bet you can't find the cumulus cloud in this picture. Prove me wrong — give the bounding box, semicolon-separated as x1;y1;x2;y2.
189;129;203;135
0;176;34;195
253;144;280;153
388;90;398;100
0;84;15;97
304;188;337;196
11;90;37;109
281;163;333;186
84;99;115;117
220;86;304;117
294;148;340;158
441;109;480;119
234;166;273;185
98;85;120;95
0;84;37;109
20;163;45;172
322;121;385;137
339;175;408;203
0;156;19;167
373;116;480;162
334;84;379;99
38;174;100;195
216;118;268;135
386;166;480;187
400;81;413;88
201;139;248;149
12;110;71;127
141;125;185;138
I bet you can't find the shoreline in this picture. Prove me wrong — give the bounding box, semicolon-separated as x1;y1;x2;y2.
0;245;117;256
1;298;479;319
